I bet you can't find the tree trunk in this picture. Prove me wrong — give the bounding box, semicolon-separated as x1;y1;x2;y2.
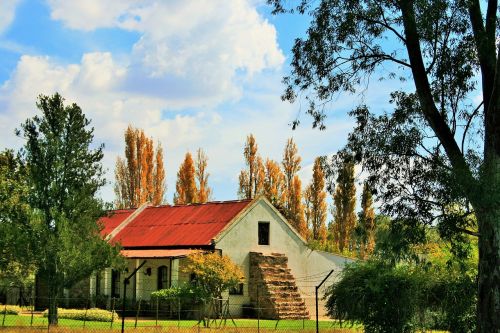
476;207;500;333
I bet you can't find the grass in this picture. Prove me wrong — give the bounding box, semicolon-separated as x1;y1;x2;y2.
0;313;362;331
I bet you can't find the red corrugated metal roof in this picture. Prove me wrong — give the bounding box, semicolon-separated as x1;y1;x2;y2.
99;209;135;236
121;249;193;258
101;200;252;247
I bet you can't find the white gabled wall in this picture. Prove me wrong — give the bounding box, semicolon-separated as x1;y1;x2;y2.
215;198;353;317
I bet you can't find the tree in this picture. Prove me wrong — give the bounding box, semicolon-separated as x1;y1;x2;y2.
153;143;166;205
0;150;34;289
238;134;265;199
184;250;244;325
17;93;120;324
174;152;197;204
269;0;499;329
331;160;357;252
304;157;328;242
288;175;308;238
263;158;286;207
195;148;212;203
114;125;165;208
357;182;376;258
281;138;305;231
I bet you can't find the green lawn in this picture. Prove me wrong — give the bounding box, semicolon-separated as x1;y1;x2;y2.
0;314;362;330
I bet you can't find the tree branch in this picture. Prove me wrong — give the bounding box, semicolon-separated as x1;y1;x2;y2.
399;2;475;194
461;101;483;153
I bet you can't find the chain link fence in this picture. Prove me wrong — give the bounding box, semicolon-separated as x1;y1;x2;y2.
0;283;360;332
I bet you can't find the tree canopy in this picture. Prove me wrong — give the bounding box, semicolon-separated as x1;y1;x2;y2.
269;0;499;330
17;93;120;324
114;125;165;208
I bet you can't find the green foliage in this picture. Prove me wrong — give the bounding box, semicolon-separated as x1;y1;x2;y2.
16;93;121;323
151;284;206;303
42;308;117;322
183;251;244;299
324;259;476;333
0;150;35;282
0;305;22;315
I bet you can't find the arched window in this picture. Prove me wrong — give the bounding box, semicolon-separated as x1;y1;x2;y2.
157;266;169;290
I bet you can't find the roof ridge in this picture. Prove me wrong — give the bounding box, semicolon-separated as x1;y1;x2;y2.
148;199;252;208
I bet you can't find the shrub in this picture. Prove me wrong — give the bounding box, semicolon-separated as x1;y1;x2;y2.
325;261;419;333
0;305;22;315
324;260;476;333
42;308;117;322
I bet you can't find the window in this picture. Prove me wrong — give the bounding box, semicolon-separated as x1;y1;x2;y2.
229;283;244;295
157;266;169;290
258;222;270;245
111;270;120;298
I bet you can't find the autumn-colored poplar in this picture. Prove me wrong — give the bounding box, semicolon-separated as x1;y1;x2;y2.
174;152;197;204
332;161;357;252
152;143;165;205
195;148;211;203
358;182;375;258
238;134;264;199
289;175;308;238
282;138;301;208
114;125;166;208
263;159;285;207
304;158;327;242
280;138;306;234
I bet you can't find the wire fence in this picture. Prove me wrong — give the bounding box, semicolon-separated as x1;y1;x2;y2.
0;283;359;333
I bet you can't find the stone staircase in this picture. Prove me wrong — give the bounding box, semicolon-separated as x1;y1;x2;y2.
249;252;309;320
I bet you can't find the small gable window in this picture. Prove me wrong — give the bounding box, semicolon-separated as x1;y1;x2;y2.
258;222;270;245
157;266;169;290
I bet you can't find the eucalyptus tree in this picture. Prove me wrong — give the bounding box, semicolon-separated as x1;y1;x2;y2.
268;0;500;330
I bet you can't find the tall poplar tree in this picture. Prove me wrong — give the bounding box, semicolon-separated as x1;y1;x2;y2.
332;161;356;252
195;148;212;203
304;157;327;242
174;152;197;204
18;93;119;324
281;138;305;231
114;125;165;208
357;182;376;258
152;143;166;205
263;158;285;208
289;175;308;238
238;134;264;199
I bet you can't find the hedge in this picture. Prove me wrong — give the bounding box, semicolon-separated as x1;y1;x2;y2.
0;305;22;315
42;308;117;322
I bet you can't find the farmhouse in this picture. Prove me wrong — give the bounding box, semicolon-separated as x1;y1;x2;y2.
92;196;351;318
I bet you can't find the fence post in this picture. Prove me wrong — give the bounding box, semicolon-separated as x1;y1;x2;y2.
177;297;181;328
134;298;142;328
110;298;115;329
83;298;89;328
2;303;7;327
257;284;260;333
315;270;334;333
30;296;34;327
155;297;159;326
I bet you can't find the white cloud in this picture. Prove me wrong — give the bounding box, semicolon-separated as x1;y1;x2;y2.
46;0;285;108
0;0;20;35
0;52;354;203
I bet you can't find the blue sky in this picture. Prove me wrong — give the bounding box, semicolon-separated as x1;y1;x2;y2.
0;0;398;208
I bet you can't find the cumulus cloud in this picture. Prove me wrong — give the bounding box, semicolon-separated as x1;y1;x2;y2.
0;52;354;203
0;0;20;35
47;0;284;107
